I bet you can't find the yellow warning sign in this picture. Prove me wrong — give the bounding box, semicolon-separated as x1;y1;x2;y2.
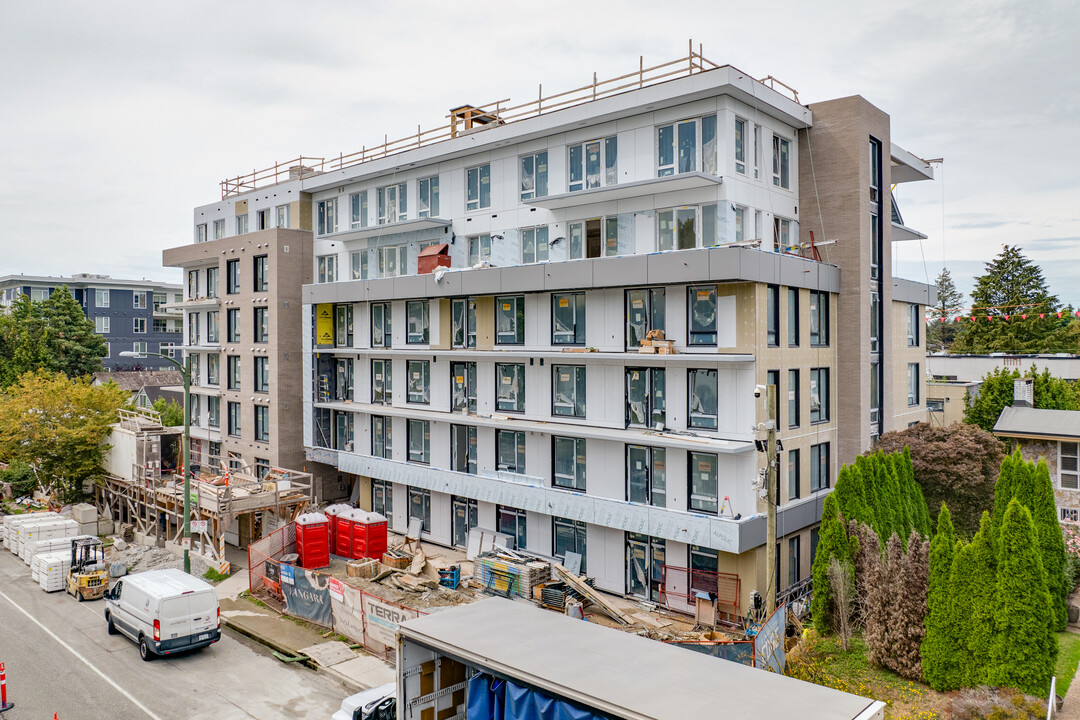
315;304;334;347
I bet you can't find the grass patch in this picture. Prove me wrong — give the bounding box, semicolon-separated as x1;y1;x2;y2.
1056;631;1080;695
788;632;946;720
203;567;232;583
238;589;268;610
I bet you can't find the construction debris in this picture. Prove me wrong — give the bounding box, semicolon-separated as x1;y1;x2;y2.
554;563;634;625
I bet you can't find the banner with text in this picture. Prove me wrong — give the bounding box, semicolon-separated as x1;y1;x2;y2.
281;567;332;627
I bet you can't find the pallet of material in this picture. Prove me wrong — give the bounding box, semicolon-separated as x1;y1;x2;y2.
554;563;634;625
476;554;550;599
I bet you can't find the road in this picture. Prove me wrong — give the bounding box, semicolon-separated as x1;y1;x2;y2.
0;545;345;719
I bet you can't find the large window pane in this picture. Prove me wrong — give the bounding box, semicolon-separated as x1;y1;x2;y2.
553;518;587;573
553;436;586;491
406;300;429;344
451;425;477;475
451;361;477;413
688;369;718;430
552;293;584;345
688;287;717;345
496;431;526;474
407;420;430;464
689;452;718;514
371;359;392;405
407;360;430;404
552;365;586;417
496;364;525;413
626;288;665;349
496;296;524;345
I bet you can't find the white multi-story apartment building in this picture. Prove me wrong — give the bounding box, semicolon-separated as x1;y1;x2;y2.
180;50;935;606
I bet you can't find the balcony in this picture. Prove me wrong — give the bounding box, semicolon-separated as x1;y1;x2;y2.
524;172;722;211
321;218;452;243
167;297;221;310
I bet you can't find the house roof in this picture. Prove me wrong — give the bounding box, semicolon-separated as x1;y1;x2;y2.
92;371;183;392
994;405;1080;441
140;387;183;406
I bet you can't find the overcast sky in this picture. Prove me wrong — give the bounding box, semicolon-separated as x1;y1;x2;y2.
2;0;1077;308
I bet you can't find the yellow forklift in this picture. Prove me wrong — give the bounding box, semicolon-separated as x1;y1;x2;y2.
66;537;109;601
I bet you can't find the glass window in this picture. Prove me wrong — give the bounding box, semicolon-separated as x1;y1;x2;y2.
213;218;225;240
407;420;430;464
767;285;779;346
688;369;718;430
466;164;491;211
275;204;290;229
186;272;198;299
908;362;920;406
467;234;491;266
451;298;477;348
626;445;666;507
690;545;718;594
626;367;665;429
520;152;548;201
626;288;665;349
788;288;799;346
377;246;407;278
226;308;240;343
317;198;337;235
132;341;147;355
372;416;393;459
451;424;477;475
810;291;829;346
811;442;830;491
253;307;268;343
772;135;791;189
496;431;526;474
497;506;527;551
226;259;240;294
334;305;353;347
196;224;207;243
236;214;249;235
735;117;747;174
810;368;830;423
870;291;881;353
206;267;218;298
371;359;392;405
496;363;525;413
318;255;337;284
553;518;587;573
908;303;920;347
372;478;393;519
871;360;881;426
408;486;431;531
207;354;219;386
688;452;718;515
734;205;747;243
187;314;199;345
451;361;477;413
351;250;368;280
255;357;269;393
496;296;525;345
406;360;430;404
207;396;220;428
788;449;801;501
521;226;549;264
552;436;586;491
227;401;241;437
133;317;146;334
626;533;665;601
788;536;802;587
568;137;617;192
377;183;407;224
133;291;146;309
788;369;800;429
656;116;715;177
418;176;439;218
227;355;241;390
688;286;717;346
350;191;369;229
206;311;219;344
188;394;200;427
452;496;478;548
1061;442;1079;490
552;365;586;418
255;405;270;443
552;293;585;345
253;255;268;292
371;303;391;348
406;301;429;344
658;207;697;250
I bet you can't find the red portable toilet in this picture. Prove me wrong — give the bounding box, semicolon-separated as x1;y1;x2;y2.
343;509;388;560
323;504;353;556
294;512;330;569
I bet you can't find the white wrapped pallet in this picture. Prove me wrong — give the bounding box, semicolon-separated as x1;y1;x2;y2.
38;551;72;592
6;512;59;554
22;519;78;564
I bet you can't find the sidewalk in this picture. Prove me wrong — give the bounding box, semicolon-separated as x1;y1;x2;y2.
214;547;395;692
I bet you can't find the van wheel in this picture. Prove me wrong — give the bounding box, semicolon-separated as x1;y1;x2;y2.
139;637;154;661
106;615;117;635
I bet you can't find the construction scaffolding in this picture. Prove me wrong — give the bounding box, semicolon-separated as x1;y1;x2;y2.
94;409;314;567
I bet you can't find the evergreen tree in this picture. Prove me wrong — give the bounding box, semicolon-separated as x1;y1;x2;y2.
40;286;108;379
892;531;928;680
922;505;957;690
862;531;891;666
1030;460;1068;631
952;245;1079;355
926;267;965;352
987;500;1057;696
811;493;853;633
992;451;1016;542
946;539;978;689
964;511;997;687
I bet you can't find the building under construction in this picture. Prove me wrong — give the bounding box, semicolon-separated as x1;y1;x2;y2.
96;408;314;566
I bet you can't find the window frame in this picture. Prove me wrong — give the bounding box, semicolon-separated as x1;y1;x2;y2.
625;367;666;429
687;368;718;430
254;405;270;443
226;259;240;295
377;183;408;224
371;302;392;348
465;164;491;211
226;308;240;343
418;175;440;218
687;286;718;346
553;517;587;573
908;303;920;347
406;300;430;344
551;292;585;346
407;419;430;464
810;367;830;424
254;255;269;292
552;365;586;418
495;295;525;345
451;360;477;413
132;317;146;334
496;430;527;474
406;360;430;405
656;114;717;177
496;505;527;551
787;288;800;346
317;198;337;235
227;401;241;437
451;298;477;349
519;151;548;201
227;355;241;390
788;369;800;429
95;316;110;334
371;358;392;405
206;354;220;386
568;136;617;192
552;436;586;491
451;424;477;475
495;363;525;413
810;442;830;492
408;486;432;532
788;448;801;501
767;285;779;346
1060;442;1079;490
253;307;268;343
772;134;791;189
371;416;393;459
626;445;666;508
626;288;665;350
467;234;491;266
688;451;719;516
908;362;920;406
317;254;337;284
350;191;369;229
521;226;549;264
810;291;830;346
254;356;269;394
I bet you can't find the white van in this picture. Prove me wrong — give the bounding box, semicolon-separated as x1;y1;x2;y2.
331;683;396;720
103;568;221;661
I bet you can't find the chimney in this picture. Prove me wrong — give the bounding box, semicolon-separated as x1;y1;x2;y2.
1013;378;1034;407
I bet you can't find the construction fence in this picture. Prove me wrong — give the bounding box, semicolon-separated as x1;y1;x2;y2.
247;522;426;663
658;565;741;622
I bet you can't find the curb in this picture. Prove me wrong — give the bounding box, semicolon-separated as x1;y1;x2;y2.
221;618;364;692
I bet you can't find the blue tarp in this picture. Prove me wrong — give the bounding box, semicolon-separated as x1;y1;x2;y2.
467;673;609;720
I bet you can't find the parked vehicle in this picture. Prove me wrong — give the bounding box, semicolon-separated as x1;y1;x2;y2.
103;568;220;661
331;683;396;720
66;537;108;601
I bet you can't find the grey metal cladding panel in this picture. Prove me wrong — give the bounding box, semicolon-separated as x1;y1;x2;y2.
738;514;766;553
460;267;503;295
430;271;463;297
392;274;430;300
367;279;395;301
592;254;648;288
543;260;594;291
892;277;935;305
305;283;335;305
820;263;841;292
779;257;807;288
499;263;547;293
647;250;713;284
708;248;741;280
734;248;768;284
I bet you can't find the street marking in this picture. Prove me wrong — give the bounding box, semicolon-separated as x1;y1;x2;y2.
0;587;163;720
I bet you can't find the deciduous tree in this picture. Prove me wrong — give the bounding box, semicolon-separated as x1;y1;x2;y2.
965;366;1080;434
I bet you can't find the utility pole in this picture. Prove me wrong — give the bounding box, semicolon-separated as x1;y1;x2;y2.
765;384;778;617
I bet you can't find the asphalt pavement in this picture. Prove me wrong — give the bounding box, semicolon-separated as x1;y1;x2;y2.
0;546;348;719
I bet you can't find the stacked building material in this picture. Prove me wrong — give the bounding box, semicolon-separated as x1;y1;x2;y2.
475;553;551;599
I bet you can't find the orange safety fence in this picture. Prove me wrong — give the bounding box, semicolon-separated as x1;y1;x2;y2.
659;565;741;623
